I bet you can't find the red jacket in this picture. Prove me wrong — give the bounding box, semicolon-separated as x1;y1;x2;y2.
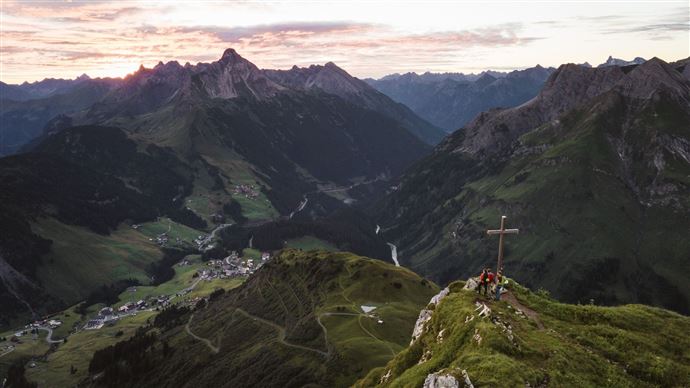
487;273;495;283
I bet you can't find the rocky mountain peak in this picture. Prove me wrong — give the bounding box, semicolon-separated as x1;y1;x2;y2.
613;57;690;100
220;48;241;61
598;55;646;68
457;56;690;156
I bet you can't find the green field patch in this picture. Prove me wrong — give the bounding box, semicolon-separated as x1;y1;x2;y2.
25;312;156;387
33;218;163;305
135;217;203;248
197;154;279;221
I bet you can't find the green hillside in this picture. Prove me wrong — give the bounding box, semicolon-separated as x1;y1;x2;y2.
33;218;162;304
82;249;438;387
358;279;690;387
376;59;690;314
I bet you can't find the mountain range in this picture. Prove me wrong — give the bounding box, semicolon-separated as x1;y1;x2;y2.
366;65;555;131
365;56;655;133
0;49;442;327
1;49;444;157
374;56;690;314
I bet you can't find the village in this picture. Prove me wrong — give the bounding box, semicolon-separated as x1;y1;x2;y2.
80;250;270;331
2;249;272;349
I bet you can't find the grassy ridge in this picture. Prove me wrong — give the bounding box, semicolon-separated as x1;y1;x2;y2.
81;250;439;387
358;280;690;387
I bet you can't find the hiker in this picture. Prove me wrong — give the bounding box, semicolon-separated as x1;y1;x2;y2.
475;268;489;295
495;270;504;301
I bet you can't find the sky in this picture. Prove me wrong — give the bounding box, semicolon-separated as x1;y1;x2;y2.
0;0;688;83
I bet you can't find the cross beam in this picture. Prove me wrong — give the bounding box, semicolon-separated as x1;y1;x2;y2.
486;215;519;278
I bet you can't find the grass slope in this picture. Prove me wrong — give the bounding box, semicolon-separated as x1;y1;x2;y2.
33;218;162;305
84;249;438;387
358;280;690;387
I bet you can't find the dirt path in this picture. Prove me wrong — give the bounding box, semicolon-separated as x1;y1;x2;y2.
37;327;63;344
185;314;220;353
234;308;329;357
502;291;544;330
332;267;396;355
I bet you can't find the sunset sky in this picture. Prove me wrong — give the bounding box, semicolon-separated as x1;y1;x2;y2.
1;0;688;83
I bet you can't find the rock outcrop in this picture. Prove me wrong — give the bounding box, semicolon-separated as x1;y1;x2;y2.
410;287;450;344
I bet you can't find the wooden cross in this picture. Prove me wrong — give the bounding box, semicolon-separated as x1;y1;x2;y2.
486;216;519;279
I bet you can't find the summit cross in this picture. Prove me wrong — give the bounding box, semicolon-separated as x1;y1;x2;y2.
486;215;519;279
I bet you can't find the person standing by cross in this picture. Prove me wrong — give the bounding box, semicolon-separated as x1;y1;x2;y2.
487;216;519;299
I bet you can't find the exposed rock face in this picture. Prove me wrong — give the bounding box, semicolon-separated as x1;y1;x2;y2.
411;287;450;344
456;57;690;156
196;48;284;100
423;372;460;388
457;64;626;155
422;369;475;388
102;49;283;113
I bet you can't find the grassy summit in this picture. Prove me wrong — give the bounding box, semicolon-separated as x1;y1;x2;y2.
357;279;690;387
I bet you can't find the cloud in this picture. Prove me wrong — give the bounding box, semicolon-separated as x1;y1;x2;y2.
183;21;375;41
0;1;686;83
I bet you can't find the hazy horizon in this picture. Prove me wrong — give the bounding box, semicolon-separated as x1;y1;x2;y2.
1;0;688;83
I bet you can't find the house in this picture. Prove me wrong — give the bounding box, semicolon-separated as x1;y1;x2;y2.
136;300;146;308
99;307;114;316
84;319;104;330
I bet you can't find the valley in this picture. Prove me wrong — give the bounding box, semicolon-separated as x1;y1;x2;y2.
0;19;688;386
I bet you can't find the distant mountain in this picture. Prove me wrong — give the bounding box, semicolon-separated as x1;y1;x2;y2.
82;249;438;387
0;77;121;155
0;81;32;101
0;74;96;101
0;49;436;324
598;55;646;68
374;57;690;314
265;63;445;144
358;279;690;387
366;66;555;131
1;49;442;157
73;49;433;215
